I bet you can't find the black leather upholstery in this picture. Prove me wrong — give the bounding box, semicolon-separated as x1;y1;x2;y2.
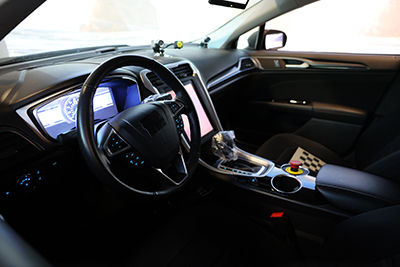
256;133;349;168
256;109;400;180
316;164;400;213
320;205;400;266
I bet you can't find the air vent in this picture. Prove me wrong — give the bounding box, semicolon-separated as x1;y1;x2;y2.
240;58;255;71
0;132;42;176
172;64;193;79
146;63;193;92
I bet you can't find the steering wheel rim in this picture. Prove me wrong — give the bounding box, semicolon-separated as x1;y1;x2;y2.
77;55;201;198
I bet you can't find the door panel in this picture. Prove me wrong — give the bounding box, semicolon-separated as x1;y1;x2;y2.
227;51;400;155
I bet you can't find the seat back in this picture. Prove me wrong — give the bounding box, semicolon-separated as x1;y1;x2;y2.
355;109;400;180
320;205;400;266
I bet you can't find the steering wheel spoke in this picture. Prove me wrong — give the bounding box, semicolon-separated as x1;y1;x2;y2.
100;128;131;158
154;148;188;186
163;100;186;136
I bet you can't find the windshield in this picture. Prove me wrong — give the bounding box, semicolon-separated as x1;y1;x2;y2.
1;0;259;59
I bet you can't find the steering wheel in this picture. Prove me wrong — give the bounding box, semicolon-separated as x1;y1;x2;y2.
76;55;201;198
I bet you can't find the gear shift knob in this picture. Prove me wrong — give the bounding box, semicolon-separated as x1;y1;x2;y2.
211;131;238;162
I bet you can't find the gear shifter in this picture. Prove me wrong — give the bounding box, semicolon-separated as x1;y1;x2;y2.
211;131;239;162
211;131;272;179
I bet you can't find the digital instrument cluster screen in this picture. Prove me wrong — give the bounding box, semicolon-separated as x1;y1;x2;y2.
37;87;118;139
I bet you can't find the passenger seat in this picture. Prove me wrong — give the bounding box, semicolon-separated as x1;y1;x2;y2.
256;109;400;180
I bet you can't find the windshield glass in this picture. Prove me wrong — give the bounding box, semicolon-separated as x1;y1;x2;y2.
2;0;259;59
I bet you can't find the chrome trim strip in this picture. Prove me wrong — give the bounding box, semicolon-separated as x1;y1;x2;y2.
139;70;160;94
267;167;316;190
253;56;369;71
271;174;303;194
197;147;275;178
286;62;309;69
99;128;131;157
217;147;275;177
217;161;268;177
207;57;257;89
155;149;188;186
199;153;316;190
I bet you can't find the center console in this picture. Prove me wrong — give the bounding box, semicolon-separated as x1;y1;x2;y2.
200;129;400;215
199;130;326;206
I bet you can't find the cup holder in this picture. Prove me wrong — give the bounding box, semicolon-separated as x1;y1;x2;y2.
271;174;302;194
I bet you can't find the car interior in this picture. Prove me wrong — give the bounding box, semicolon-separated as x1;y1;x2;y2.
1;0;400;266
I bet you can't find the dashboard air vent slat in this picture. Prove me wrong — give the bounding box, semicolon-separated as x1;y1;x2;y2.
146;72;162;87
172;64;193;79
0;132;42;176
240;58;255;71
146;63;193;93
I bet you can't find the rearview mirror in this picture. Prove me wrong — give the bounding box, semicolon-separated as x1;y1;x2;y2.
208;0;249;9
263;30;287;50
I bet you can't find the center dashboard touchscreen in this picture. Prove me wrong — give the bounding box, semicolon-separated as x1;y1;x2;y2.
168;82;214;140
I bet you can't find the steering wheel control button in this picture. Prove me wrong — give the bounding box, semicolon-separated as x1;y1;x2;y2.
123;152;145;167
106;132;128;155
17;173;39;194
176;115;184;135
166;101;184;115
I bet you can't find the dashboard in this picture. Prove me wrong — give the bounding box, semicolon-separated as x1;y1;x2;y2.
17;77;142;140
18;73;216;142
0;46;254;204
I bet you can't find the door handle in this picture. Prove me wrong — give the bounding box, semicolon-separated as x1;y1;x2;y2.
286;62;310;69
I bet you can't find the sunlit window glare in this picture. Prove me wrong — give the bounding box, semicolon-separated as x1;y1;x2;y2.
2;0;259;57
266;0;400;54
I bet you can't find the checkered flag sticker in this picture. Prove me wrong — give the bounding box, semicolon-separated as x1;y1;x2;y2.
290;147;326;174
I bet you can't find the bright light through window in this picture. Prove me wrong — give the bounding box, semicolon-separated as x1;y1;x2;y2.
2;0;259;58
265;0;400;55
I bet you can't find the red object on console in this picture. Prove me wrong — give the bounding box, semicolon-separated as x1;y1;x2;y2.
290;160;301;172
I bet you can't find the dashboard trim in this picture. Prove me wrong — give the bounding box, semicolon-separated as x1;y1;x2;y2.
207;57;257;89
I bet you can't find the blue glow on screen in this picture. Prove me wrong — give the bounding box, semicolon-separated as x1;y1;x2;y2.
124;83;141;109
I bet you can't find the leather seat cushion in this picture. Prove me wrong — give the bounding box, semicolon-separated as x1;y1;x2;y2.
255;133;350;168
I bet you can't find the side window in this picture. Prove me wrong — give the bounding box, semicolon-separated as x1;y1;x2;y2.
265;0;400;55
237;27;259;50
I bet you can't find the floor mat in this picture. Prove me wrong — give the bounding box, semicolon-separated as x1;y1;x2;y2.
128;201;302;267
